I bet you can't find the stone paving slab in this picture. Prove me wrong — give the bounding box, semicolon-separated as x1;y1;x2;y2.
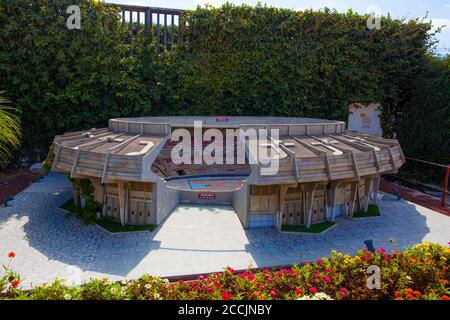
0;173;449;288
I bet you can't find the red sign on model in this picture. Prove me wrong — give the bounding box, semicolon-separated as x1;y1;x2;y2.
198;193;216;200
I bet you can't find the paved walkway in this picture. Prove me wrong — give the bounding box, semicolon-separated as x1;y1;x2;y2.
0;173;449;288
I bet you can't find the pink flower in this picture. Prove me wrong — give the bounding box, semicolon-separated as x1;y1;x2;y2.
324;276;331;284
325;268;332;273
339;288;347;298
227;267;235;273
376;248;386;253
178;280;184;284
269;290;277;298
198;275;205;280
316;259;323;265
310;287;318;294
260;285;266;291
206;287;214;293
267;277;273;283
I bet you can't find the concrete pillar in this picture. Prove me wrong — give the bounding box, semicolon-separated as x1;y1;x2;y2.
371;175;381;205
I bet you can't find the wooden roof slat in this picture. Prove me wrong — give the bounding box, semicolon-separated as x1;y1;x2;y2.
289;136;327;157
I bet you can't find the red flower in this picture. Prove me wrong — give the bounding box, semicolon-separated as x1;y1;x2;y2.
11;280;20;287
413;291;421;297
222;292;231;300
198;275;205;281
226;267;235;273
295;288;303;296
269;290;277;298
8;251;15;258
267;277;273;283
406;294;414;299
324;276;331;284
442;295;450;300
315;259;323;265
394;291;402;297
394;297;403;300
339;288;347;298
325;268;332;273
310;287;318;294
260;285;266;291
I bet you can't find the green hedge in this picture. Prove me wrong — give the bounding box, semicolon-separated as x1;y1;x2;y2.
0;0;156;162
0;1;448;165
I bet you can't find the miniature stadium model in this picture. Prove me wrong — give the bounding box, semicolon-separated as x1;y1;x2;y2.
51;116;405;229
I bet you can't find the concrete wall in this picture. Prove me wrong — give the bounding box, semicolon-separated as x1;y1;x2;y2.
154;181;180;225
232;184;249;228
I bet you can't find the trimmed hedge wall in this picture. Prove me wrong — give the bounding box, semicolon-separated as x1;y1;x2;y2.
0;1;448;165
0;0;155;162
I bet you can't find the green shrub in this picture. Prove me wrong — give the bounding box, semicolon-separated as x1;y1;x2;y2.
65;178;102;224
353;204;380;218
0;0;156;163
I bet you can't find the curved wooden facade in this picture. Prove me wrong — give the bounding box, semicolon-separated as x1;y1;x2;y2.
51;117;405;229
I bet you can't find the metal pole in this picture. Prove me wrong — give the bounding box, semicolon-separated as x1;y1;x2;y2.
441;165;449;208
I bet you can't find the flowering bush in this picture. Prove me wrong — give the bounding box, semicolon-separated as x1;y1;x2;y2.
1;251;21;296
1;242;449;300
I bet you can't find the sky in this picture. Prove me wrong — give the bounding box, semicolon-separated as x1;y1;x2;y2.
108;0;450;54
